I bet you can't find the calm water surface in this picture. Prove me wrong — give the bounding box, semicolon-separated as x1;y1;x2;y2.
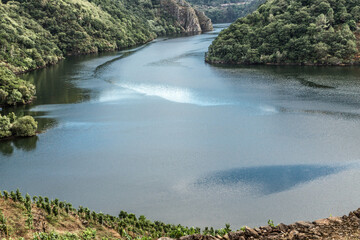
1;24;360;228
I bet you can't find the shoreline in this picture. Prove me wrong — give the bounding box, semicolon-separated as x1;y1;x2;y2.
10;30;209;76
205;58;360;67
1;190;360;239
0;133;38;142
160;208;360;240
9;41;154;75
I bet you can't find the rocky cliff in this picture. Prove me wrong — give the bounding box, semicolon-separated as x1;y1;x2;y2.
160;0;213;32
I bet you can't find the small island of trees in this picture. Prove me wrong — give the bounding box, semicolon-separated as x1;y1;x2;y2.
206;0;360;65
0;66;37;139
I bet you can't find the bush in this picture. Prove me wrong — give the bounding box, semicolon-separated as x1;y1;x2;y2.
0;66;35;106
11;116;37;137
0;114;12;138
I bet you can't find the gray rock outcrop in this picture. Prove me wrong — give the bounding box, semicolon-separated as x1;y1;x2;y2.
160;0;213;32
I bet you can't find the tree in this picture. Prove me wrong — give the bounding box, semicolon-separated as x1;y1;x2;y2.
11;116;38;137
0;115;11;138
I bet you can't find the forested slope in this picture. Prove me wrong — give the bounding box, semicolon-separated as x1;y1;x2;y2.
206;0;360;65
0;0;212;74
187;0;265;23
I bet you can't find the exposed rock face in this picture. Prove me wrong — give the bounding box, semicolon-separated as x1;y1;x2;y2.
158;208;360;239
194;9;213;32
160;0;213;32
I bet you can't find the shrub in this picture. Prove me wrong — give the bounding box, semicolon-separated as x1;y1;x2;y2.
7;89;23;105
53;206;59;216
3;191;9;200
82;228;96;240
16;188;24;202
10;191;16;201
11;116;37;137
0;114;12;138
0;66;35;106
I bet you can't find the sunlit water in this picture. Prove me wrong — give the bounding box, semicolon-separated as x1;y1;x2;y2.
1;24;360;228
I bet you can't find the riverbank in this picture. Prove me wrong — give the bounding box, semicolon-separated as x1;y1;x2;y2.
205;58;360;67
2;189;360;239
160;210;360;240
0;0;213;75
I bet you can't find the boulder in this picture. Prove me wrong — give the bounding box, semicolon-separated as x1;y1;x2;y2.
244;226;259;237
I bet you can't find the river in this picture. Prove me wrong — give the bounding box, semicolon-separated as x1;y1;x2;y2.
1;24;360;228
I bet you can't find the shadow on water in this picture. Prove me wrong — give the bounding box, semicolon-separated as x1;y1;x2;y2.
1;106;58;133
277;107;360;120
297;78;335;89
196;164;346;195
0;136;38;157
209;64;360;78
20;59;92;105
0;141;13;156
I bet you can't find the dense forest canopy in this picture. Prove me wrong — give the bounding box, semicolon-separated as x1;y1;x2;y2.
188;0;251;5
0;66;35;106
206;0;360;65
187;0;265;23
0;0;204;74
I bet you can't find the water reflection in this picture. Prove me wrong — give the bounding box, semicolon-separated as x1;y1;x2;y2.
0;141;13;156
197;165;346;195
277;107;360;120
297;78;335;89
94;45;149;77
0;136;38;156
19;53;117;105
1;105;57;135
13;136;38;152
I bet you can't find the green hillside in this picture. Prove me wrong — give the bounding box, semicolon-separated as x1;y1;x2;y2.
0;0;210;74
0;189;233;239
187;0;265;23
2;189;360;239
206;0;360;65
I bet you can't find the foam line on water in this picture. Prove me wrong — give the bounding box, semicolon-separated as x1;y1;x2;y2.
111;82;282;115
55;121;107;130
30;104;72;112
115;83;230;106
97;88;140;103
258;105;279;114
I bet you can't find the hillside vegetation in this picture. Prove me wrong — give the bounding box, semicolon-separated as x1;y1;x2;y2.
2;189;360;239
206;0;360;65
0;189;233;240
0;66;37;139
187;0;265;23
0;66;35;106
0;0;211;74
